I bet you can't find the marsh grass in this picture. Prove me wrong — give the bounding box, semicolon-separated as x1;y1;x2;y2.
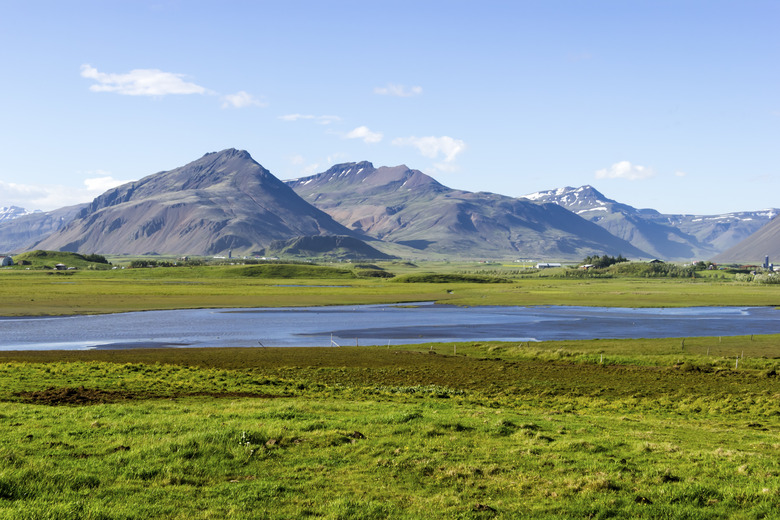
0;339;779;519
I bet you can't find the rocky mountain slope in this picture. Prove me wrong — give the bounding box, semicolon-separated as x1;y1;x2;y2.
523;185;777;261
711;214;780;264
34;149;358;256
287;163;648;259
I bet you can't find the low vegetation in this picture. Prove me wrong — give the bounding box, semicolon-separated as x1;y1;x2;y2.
393;272;512;283
4;256;780;316
11;250;112;270
0;337;778;519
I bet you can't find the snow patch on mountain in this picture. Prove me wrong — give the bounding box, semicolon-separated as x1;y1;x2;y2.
0;206;39;223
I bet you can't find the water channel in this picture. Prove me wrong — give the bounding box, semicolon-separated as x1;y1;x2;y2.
2;303;780;350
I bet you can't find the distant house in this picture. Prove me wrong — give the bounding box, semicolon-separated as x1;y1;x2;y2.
0;255;13;267
55;263;67;270
536;262;562;269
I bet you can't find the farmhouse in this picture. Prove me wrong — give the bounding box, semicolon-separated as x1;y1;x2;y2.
0;255;13;266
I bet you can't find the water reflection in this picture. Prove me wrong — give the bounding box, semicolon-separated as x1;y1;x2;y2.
1;303;779;350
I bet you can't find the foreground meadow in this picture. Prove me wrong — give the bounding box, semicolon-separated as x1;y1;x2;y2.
1;262;779;518
1;339;778;519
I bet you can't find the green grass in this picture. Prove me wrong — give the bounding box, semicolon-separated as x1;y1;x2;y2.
3;262;780;316
0;340;779;519
11;250;111;270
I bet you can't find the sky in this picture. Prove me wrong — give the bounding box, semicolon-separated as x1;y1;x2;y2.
1;0;777;215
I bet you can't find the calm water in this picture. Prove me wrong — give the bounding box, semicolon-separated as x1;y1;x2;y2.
1;303;779;350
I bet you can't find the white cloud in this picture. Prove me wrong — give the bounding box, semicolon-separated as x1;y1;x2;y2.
594;161;655;180
327;153;348;165
674;170;687;177
289;155;306;165
374;84;423;97
345;126;383;144
0;174;131;212
221;91;265;109
432;162;460;173
80;64;209;96
279;114;341;125
392;135;466;162
300;163;321;176
83;174;129;192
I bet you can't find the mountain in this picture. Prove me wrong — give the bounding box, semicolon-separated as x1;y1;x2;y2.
522;185;777;261
287;163;649;260
0;204;86;253
34;149;358;256
668;210;778;253
711;215;780;264
0;206;38;223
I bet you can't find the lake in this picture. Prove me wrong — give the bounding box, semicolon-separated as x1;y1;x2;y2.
2;303;780;350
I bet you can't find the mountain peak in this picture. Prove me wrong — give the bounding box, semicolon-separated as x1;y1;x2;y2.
34;149;354;255
203;148;252;160
321;161;376;178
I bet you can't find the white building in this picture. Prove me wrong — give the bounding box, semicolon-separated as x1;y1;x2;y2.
0;255;13;267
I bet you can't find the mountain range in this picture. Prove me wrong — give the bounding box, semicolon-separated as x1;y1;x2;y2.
1;149;776;262
523;186;777;261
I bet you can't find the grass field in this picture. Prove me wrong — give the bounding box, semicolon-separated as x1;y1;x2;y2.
2;262;780;316
0;340;778;519
1;261;779;518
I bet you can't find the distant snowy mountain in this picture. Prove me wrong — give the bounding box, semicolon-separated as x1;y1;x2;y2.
521;186;777;261
0;206;39;223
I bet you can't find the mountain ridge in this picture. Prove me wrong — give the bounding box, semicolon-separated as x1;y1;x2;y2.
522;185;777;261
287;163;650;259
34;149;358;256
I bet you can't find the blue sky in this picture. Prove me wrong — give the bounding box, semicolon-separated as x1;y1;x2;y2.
1;0;777;214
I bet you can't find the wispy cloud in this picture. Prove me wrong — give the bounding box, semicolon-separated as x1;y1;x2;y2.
278;114;341;125
674;170;687;177
221;91;265;109
0;173;131;212
595;161;655;180
80;64;209;96
392;135;466;163
345;126;383;144
374;84;423;97
83;173;129;192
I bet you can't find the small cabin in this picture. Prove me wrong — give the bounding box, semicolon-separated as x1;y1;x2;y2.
0;255;13;267
55;263;67;270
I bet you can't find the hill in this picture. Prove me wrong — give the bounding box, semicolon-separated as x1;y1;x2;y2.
287;163;648;260
12;249;111;269
33;149;357;256
262;235;396;261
